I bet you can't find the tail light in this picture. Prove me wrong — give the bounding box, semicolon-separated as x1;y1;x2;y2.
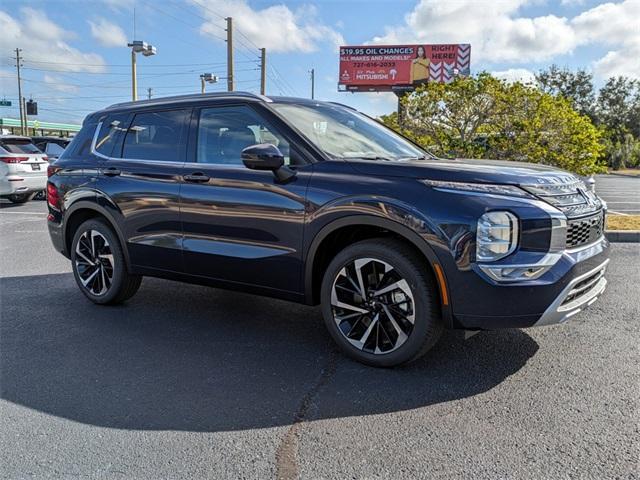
47;165;62;177
47;182;61;211
0;156;28;163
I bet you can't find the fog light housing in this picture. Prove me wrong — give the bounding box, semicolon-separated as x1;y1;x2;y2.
476;211;518;262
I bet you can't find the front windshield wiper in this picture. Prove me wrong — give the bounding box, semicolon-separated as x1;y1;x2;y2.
342;154;395;161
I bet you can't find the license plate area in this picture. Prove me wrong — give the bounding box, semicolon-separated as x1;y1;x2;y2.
31;163;41;171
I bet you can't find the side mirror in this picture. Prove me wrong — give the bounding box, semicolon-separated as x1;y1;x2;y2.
241;143;284;170
241;143;296;183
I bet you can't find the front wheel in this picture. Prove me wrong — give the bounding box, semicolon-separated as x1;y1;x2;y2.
71;219;142;305
320;238;443;367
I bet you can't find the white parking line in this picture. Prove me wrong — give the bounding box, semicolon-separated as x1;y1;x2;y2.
608;211;631;216
0;211;47;215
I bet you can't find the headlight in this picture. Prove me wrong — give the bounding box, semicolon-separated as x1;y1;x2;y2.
476;211;518;262
422;180;532;198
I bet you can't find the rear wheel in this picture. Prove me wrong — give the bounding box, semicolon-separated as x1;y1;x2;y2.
320;238;442;367
7;193;35;204
71;219;142;305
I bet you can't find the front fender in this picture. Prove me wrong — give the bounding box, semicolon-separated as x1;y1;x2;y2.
303;197;453;326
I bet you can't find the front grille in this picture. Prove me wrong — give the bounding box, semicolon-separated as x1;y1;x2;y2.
520;179;603;217
566;212;604;248
561;267;605;306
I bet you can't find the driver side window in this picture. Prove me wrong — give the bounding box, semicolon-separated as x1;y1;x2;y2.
196;105;290;165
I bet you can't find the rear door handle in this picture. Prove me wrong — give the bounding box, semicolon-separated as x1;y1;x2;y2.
184;172;210;183
102;167;121;177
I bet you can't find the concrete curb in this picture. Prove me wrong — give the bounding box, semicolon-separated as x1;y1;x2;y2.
605;230;640;243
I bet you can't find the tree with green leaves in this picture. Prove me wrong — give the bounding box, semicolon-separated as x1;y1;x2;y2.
382;73;606;175
536;65;596;119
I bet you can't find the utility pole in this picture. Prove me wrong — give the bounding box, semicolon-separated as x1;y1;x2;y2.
147;87;152;99
14;48;25;135
226;17;234;92
131;49;137;101
260;48;266;95
310;68;315;99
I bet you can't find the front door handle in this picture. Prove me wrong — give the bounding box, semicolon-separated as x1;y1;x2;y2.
184;172;210;183
102;167;121;177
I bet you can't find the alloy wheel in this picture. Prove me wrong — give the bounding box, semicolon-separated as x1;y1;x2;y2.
75;230;114;296
331;257;415;354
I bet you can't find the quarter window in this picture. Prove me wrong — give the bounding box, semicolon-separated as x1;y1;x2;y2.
122;110;189;162
196;106;290;165
95;114;129;157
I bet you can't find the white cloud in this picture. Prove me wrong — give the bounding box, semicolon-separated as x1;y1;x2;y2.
369;0;640;78
44;74;79;94
191;0;344;53
0;8;106;73
102;0;134;11
592;38;640;79
572;0;640;78
492;68;537;84
89;17;127;47
370;0;577;62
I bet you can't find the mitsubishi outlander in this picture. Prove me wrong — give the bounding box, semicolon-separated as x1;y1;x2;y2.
46;92;609;367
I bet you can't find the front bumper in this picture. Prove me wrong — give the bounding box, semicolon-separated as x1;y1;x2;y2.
450;235;610;329
534;257;608;326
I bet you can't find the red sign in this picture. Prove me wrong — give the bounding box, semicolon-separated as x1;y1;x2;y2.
338;44;471;92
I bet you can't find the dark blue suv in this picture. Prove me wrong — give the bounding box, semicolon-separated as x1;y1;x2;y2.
46;92;609;367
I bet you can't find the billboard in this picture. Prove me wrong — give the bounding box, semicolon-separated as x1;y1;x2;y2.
338;44;471;92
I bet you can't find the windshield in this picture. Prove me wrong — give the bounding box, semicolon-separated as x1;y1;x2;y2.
271;102;427;161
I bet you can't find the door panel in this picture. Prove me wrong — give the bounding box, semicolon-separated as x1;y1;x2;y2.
180;105;310;294
96;109;190;272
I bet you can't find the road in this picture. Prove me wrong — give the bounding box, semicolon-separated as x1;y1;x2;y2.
595;174;640;215
1;199;639;479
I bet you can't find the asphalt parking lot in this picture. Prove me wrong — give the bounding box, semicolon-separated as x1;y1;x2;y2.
1;199;639;479
595;174;640;215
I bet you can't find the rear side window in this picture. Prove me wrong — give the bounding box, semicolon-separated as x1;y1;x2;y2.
95;113;129;157
0;140;41;154
45;143;65;156
122;109;189;162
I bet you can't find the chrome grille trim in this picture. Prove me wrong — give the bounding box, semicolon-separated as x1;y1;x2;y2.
521;179;603;217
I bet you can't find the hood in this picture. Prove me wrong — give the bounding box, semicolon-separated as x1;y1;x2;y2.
347;157;601;218
347;157;579;186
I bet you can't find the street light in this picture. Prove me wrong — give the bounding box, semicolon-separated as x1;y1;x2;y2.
128;40;157;101
200;73;218;94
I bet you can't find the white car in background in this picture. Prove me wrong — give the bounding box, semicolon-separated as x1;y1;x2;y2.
0;135;49;204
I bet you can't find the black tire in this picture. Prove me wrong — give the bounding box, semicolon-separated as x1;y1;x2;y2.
320;238;442;367
70;218;142;305
7;192;35;204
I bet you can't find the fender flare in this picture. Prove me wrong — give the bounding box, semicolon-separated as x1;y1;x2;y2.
64;198;132;270
304;214;452;325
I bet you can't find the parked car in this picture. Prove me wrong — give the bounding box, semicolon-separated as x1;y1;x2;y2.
0;135;49;203
46;92;609;367
32;136;71;161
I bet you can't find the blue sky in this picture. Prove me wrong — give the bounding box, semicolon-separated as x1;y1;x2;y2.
1;0;638;125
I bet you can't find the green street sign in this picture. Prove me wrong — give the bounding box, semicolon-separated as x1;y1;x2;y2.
0;100;11;107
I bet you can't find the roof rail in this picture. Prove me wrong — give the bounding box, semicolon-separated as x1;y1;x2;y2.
106;91;271;110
